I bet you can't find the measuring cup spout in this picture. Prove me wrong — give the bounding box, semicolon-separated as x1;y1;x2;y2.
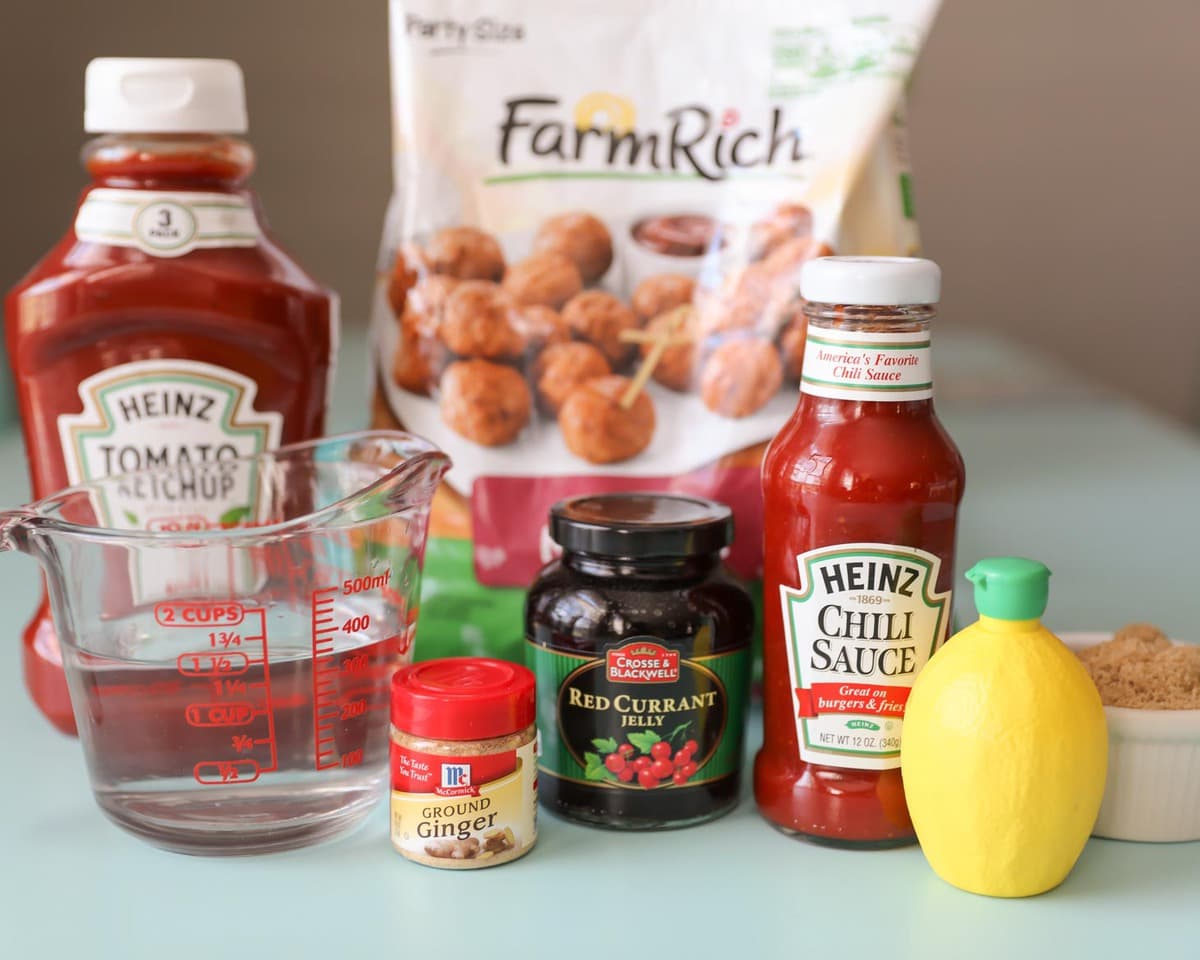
380;451;451;514
0;509;37;555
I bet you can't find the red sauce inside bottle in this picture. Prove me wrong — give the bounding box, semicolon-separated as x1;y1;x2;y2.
6;133;335;733
755;299;964;847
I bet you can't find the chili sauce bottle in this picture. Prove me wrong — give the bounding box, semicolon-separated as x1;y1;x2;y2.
5;59;337;732
755;257;965;847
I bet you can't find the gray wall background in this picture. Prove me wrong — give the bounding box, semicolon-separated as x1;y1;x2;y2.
3;1;1198;421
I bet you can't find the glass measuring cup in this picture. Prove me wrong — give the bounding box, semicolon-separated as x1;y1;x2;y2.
0;430;449;855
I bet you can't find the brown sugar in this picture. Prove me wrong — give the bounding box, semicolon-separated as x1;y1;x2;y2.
1076;623;1200;709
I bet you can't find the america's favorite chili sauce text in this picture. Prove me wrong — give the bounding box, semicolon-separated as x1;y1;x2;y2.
4;59;336;732
755;257;964;847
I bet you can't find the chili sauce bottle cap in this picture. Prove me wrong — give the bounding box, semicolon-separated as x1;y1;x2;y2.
85;58;248;134
966;557;1052;621
800;256;941;306
391;657;536;741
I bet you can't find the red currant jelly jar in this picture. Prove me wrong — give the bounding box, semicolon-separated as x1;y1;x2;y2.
525;492;753;829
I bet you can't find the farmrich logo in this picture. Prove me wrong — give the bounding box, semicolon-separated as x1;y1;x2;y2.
492;93;804;183
606;640;681;684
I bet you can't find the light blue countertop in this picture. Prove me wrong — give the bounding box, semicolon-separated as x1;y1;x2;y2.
1;328;1197;958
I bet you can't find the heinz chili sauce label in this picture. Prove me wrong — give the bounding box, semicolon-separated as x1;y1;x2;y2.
780;545;949;770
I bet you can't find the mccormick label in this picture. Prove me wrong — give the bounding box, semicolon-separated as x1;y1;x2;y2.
800;329;933;402
57;359;283;598
75;188;260;258
390;739;537;868
529;637;750;790
781;544;949;770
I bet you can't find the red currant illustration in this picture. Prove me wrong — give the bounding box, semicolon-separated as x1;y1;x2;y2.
680;761;698;778
672;769;689;786
650;741;672;761
604;753;626;774
683;740;698;755
618;766;634;783
673;750;689;767
637;770;660;789
633;756;653;772
650;759;673;779
618;743;635;757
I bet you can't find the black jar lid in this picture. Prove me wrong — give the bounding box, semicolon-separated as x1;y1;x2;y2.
549;492;733;558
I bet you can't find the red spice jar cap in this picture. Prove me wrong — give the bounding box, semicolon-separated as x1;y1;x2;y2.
391;657;536;742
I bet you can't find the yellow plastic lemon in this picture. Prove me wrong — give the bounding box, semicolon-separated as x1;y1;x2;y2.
901;558;1107;898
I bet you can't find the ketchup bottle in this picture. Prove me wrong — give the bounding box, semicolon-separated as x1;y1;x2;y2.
5;59;337;733
755;257;965;847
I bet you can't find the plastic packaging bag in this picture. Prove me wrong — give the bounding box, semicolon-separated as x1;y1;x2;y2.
370;0;942;660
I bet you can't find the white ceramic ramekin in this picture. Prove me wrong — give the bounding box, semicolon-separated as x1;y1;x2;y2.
1062;632;1200;842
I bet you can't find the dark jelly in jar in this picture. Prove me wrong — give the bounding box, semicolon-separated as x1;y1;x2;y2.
525;492;753;829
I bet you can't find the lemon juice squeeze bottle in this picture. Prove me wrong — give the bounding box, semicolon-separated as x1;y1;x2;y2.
900;557;1107;898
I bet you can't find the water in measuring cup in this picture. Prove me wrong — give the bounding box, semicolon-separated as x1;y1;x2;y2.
63;598;400;854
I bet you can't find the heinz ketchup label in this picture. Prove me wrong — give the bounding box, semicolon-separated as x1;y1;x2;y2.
57;359;283;598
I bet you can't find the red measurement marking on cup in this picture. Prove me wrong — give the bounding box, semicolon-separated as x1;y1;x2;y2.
175;652;250;676
156;603;278;785
311;586;343;770
184;702;256;726
155;600;245;628
193;760;261;784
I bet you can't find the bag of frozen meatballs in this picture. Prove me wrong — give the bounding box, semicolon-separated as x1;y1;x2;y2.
371;0;943;660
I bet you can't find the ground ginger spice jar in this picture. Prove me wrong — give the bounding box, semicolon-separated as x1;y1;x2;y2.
526;493;753;829
390;658;537;868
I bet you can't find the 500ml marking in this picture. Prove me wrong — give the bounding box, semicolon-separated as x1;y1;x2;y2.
312;567;391;771
343;572;390;595
156;601;278;785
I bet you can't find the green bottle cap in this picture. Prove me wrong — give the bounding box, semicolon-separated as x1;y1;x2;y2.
965;557;1051;620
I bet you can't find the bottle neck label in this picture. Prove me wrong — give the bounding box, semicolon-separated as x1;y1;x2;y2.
75;187;259;258
800;328;933;401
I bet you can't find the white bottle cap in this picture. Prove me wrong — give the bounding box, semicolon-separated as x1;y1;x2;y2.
84;58;248;134
799;256;941;306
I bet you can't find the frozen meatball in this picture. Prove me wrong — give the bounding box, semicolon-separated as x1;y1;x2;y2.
697;264;779;336
514;305;569;352
763;235;833;276
386;244;428;317
425;226;506;282
406;274;459;327
558;376;655;465
779;314;808;381
535;341;611;414
532;212;614;285
562;290;641;366
391;307;445;396
749;203;814;260
700;338;783;418
440;360;532;446
631;273;696;323
502;252;584;309
639;307;698;392
440;281;525;360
